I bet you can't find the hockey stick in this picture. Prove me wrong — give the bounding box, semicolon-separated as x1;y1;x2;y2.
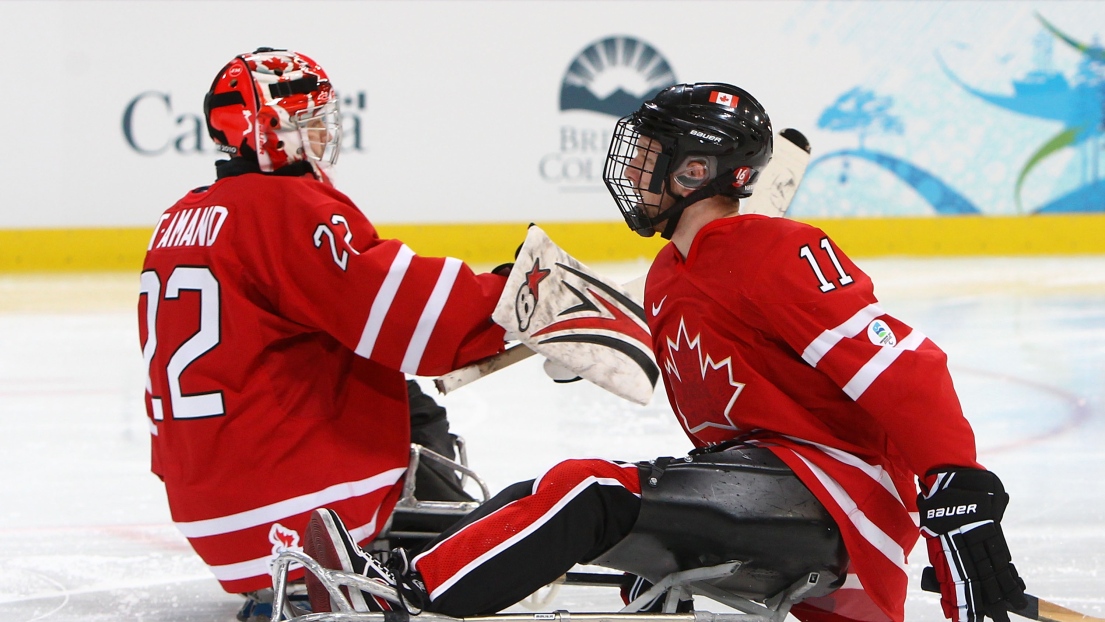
921;568;1103;622
434;128;812;396
433;342;540;394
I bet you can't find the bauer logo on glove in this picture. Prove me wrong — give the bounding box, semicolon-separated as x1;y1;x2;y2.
925;503;978;520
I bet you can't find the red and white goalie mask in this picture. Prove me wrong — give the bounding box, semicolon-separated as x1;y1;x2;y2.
204;48;342;174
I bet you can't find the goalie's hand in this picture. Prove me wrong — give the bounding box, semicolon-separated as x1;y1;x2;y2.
917;468;1028;622
543;358;582;383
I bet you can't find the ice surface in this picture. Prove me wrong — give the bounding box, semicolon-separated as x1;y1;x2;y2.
2;257;1103;621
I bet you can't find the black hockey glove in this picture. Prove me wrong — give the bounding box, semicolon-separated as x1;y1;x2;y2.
917;468;1028;622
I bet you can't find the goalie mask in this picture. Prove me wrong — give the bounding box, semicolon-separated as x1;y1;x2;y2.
603;83;773;239
204;47;342;174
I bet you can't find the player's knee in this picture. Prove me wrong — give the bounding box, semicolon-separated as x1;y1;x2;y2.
537;459;638;493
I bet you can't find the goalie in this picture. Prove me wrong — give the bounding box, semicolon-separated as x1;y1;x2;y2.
306;83;1028;622
137;48;513;621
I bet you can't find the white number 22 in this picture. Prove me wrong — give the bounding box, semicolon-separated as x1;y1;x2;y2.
140;266;225;421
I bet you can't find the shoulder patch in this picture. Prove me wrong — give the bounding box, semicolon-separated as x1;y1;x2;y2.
866;319;897;346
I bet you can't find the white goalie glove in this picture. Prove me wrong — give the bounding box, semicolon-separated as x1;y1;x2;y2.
491;225;658;405
542;358;582;383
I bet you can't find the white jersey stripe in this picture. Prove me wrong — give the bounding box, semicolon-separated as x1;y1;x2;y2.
207;513;381;582
209;553;275;582
781;435;906;507
401;257;462;374
842;329;927;400
792;451;907;571
802;304;884;367
356;245;415;359
347;506;384;544
175;467;405;538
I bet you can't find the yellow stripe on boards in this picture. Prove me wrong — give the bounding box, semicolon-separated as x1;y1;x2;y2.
1;215;1104;273
0;228;154;273
804;214;1105;257
373;222;667;266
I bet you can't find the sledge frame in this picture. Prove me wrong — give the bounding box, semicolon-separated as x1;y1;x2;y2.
269;447;845;622
271;550;836;622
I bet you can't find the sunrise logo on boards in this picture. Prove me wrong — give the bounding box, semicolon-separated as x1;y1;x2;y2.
540;36;678;192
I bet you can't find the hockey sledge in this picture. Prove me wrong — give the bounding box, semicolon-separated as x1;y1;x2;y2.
268;447;849;622
376;439;491;553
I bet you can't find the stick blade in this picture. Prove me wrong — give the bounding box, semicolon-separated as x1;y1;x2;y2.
740;127;812;218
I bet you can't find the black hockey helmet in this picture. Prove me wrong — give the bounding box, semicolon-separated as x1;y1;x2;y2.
603;83;773;239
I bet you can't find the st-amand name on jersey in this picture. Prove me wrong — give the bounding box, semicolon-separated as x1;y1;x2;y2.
149;206;229;250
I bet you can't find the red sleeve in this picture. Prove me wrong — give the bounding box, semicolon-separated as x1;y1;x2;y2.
749;225;980;476
250;189;506;376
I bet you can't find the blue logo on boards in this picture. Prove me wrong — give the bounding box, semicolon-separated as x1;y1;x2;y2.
560;36;677;117
799;13;1103;216
540;36;677;191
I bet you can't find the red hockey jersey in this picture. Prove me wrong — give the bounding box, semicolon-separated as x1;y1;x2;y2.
138;171;507;593
645;215;981;622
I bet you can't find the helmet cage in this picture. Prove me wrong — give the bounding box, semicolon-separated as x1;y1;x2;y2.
294;100;342;168
603;83;773;238
603;115;675;236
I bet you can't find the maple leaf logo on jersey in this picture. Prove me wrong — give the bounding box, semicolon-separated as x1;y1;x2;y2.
663;317;745;435
269;522;301;556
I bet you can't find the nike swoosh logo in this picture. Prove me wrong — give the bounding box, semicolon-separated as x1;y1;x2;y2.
651;296;668;316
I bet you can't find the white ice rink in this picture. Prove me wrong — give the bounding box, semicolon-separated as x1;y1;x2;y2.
2;257;1103;621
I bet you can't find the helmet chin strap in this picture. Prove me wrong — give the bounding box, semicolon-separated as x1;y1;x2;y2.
655;171;738;240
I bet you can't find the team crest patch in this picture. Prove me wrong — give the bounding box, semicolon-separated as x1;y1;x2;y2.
269;522;301;555
867;319;897;346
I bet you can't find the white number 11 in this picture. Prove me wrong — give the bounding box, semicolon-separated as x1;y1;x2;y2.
799;237;854;293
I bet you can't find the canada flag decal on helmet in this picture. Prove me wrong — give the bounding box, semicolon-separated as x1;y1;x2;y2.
731;166;753;188
709;91;739;108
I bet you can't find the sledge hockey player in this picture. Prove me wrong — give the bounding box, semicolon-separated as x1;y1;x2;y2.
137;48;509;618
304;83;1029;622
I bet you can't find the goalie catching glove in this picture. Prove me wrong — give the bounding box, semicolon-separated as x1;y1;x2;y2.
491;225;658;405
917;468;1028;622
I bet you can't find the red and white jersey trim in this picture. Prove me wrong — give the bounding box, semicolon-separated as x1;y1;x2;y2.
401;257;463;374
842;329;927;399
799;302;930;400
210;554;281;582
356;245;416;358
781;436;905;506
208;508;384;582
175;467;405;538
801;303;885;366
790;450;907;572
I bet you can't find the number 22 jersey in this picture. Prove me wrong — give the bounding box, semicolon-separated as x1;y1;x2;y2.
139;168;506;592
